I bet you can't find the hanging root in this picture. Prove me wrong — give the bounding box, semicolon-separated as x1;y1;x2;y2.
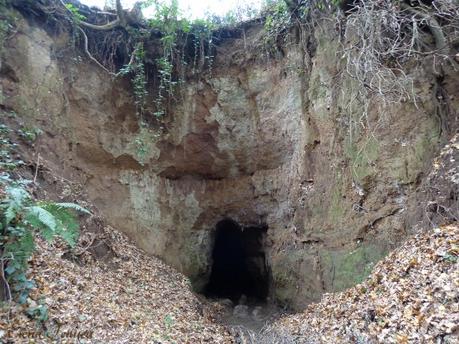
77;27;114;74
57;0;131;74
341;0;459;121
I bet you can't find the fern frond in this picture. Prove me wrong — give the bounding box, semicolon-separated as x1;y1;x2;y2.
4;205;16;224
54;202;91;215
25;206;57;232
40;203;82;247
6;187;29;205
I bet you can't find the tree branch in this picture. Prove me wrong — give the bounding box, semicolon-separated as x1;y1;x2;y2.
79;19;121;31
93;10;118;17
115;0;127;26
59;0;123;31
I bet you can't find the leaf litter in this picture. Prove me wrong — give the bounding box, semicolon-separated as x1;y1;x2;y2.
0;224;233;343
266;224;459;344
3;223;456;343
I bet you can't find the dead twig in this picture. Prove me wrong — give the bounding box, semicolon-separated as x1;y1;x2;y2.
33;153;41;185
0;257;12;303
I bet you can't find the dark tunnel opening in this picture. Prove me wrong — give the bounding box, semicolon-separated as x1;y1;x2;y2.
205;219;269;303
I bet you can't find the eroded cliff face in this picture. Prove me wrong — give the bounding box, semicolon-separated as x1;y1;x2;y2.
1;12;457;309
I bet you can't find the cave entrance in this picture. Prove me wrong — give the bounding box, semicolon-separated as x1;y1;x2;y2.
205;219;269;303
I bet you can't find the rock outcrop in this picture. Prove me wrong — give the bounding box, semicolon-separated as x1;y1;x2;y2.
1;8;457;309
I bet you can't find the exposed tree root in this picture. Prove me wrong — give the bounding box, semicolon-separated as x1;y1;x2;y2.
77;27;114;74
58;0;129;73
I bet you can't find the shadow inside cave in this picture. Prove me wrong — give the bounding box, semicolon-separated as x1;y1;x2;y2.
205;219;269;303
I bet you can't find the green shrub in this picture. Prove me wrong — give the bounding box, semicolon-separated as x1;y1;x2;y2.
0;180;90;304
